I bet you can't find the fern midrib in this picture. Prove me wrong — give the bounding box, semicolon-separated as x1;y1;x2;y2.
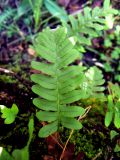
56;72;60;128
55;41;61;128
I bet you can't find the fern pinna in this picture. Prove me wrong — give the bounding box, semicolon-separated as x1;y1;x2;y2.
31;27;86;137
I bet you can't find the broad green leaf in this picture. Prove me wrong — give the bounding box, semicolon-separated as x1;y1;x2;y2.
38;121;58;137
77;36;91;45
32;85;57;101
105;112;113;127
0;147;13;160
12;147;29;160
27;117;34;146
31;74;57;89
36;111;58;121
54;27;66;45
104;63;113;72
105;95;114;127
114;112;120;128
92;7;101;17
103;0;110;10
61;117;82;130
31;61;55;76
58;49;79;68
33;44;56;63
114;144;120;152
59;66;83;82
33;98;57;111
1;104;19;124
109;83;120;99
79;27;98;37
60;106;85;117
44;0;68;22
61;90;86;104
59;74;84;94
69;15;78;31
110;130;119;140
84;7;92;21
29;0;43;31
108;95;114;111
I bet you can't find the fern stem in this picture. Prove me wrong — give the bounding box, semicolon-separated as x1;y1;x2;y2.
92;150;102;160
59;106;92;160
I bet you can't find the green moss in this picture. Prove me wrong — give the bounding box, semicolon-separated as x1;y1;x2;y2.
0;75;16;83
62;127;107;159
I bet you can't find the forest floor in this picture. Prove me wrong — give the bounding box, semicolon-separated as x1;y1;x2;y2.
0;0;120;160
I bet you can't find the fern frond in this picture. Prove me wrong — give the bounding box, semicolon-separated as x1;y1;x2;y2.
63;1;118;46
0;8;15;31
31;27;86;137
80;66;105;99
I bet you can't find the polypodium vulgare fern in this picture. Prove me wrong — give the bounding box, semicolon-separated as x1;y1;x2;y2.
31;27;86;137
62;0;118;46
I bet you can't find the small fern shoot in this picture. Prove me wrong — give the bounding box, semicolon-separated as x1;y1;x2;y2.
80;66;105;99
31;27;86;137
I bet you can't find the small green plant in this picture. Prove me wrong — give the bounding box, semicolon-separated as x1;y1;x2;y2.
0;104;19;124
80;66;105;99
31;26;105;139
31;27;86;137
29;0;43;31
110;130;120;153
105;82;120;128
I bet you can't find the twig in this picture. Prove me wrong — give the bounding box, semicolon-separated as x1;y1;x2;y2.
78;106;92;121
92;151;102;160
51;135;64;149
59;106;92;160
0;67;14;74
